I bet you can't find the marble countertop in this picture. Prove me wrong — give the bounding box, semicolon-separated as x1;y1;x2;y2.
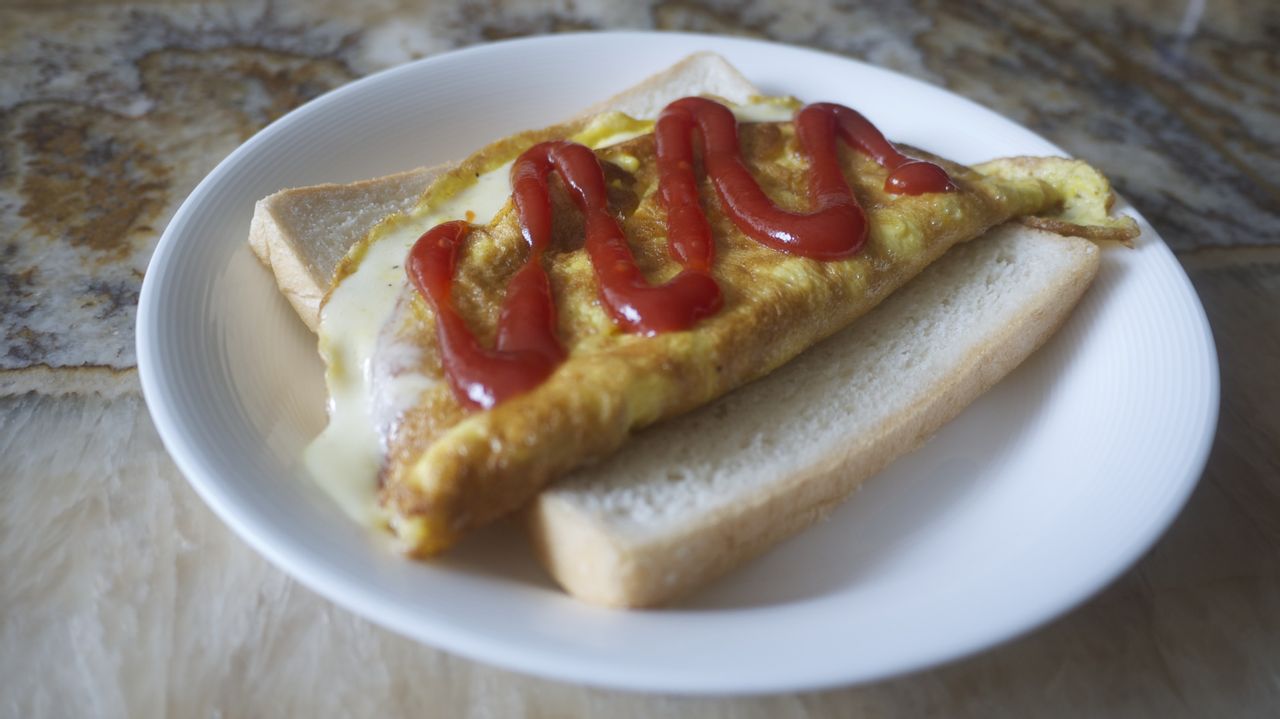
2;1;1277;715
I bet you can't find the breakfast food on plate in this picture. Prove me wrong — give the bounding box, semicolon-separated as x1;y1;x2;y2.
249;53;1138;607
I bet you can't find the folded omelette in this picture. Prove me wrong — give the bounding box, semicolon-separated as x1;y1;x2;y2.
308;99;1136;554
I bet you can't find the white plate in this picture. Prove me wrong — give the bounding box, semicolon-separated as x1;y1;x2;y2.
137;32;1218;694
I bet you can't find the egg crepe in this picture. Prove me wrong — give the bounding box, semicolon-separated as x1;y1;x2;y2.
328;111;1135;554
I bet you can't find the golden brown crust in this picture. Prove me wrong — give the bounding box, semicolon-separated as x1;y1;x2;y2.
974;156;1141;247
1019;215;1139;245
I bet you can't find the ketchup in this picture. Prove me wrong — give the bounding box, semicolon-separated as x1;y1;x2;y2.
513;140;722;336
407;98;955;409
799;103;957;197
407;220;563;409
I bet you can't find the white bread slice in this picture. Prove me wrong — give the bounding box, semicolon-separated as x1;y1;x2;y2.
527;225;1100;608
247;52;758;331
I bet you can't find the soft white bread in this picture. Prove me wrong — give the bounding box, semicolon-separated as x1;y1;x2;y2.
247;52;758;331
527;225;1100;608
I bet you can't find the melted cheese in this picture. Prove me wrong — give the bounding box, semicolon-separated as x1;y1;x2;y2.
305;98;800;524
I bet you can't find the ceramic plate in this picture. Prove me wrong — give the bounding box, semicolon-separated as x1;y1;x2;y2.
137;32;1218;694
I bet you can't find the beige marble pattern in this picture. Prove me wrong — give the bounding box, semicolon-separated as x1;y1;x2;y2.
2;0;1278;716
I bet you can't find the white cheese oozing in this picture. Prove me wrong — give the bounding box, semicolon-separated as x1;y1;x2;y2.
304;164;513;525
304;99;798;524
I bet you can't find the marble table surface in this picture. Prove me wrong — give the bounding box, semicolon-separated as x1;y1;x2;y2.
2;1;1277;716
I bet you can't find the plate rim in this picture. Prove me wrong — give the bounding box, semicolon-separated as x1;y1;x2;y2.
137;30;1220;694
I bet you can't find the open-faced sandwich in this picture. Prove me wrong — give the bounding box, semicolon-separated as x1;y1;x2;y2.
249;53;1138;607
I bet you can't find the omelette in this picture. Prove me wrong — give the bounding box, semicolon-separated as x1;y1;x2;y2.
310;98;1137;555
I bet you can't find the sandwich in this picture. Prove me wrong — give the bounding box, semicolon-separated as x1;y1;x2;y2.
249;53;1138;607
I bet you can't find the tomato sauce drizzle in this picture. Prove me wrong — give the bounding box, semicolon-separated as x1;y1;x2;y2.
407;220;563;409
407;98;955;409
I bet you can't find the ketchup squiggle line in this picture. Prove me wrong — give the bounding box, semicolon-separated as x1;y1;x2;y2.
407;98;955;408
